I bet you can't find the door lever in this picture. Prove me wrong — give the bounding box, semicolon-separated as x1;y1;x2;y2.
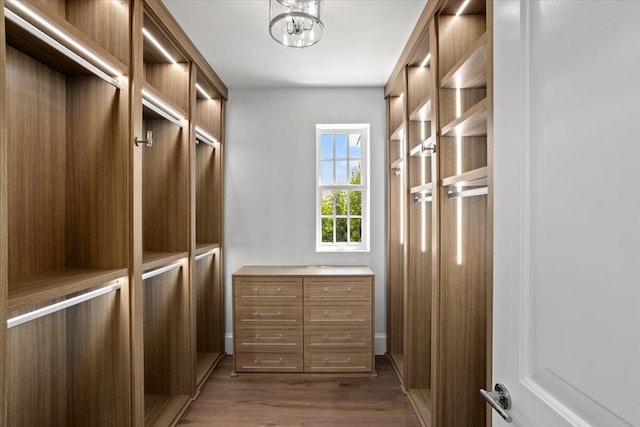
480;383;513;423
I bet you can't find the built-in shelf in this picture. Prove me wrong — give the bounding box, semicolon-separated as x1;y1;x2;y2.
142;83;187;127
410;182;433;194
441;32;487;89
144;394;191;427
142;252;187;272
390;124;405;141
196;352;222;386
195;243;220;257
441;98;488;137
442;166;488;188
8;268;128;313
390;158;405;174
408;389;433;427
409;137;434;157
409;97;433;122
4;3;126;87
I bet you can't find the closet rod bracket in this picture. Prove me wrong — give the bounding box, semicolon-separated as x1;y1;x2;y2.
135;130;153;147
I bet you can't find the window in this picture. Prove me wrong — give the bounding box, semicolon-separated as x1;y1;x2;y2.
316;124;370;252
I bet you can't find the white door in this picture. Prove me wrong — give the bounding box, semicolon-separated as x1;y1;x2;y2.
492;1;640;426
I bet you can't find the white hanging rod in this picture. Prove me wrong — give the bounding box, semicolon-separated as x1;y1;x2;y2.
7;280;122;329
4;7;121;89
142;89;185;128
195;248;216;261
195;126;218;148
447;186;488;199
415;195;433;204
142;261;183;281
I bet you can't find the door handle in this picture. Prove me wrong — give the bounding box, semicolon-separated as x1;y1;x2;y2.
480;383;513;423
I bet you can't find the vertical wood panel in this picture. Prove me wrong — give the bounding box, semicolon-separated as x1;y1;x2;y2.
7;312;67;426
65;0;131;67
0;6;7;422
142;119;190;253
66;76;128;270
144;63;190;113
143;267;190;396
6;46;66;281
195;143;218;244
195;97;221;140
195;254;220;353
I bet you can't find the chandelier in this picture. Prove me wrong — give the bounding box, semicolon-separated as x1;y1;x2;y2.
269;0;324;48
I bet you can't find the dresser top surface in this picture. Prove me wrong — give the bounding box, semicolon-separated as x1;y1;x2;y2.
233;265;375;277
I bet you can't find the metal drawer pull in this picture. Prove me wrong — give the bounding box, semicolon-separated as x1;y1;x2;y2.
323;335;353;341
323;358;353;364
323;287;352;292
254;358;284;364
253;311;283;316
323;310;352;317
255;334;283;340
253;287;283;292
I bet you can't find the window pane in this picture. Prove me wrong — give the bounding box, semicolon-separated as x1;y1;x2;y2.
322;218;334;242
335;190;347;215
321;191;334;215
335;134;347;158
336;218;348;242
335;160;347;183
349;191;362;215
321;134;333;159
349;160;361;184
321;161;334;185
350;218;362;243
349;134;361;158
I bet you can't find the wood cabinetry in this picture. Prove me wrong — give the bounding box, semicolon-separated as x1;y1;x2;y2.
1;0;227;425
385;0;492;426
232;266;375;375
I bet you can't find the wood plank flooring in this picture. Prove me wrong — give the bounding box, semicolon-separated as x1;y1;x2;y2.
178;355;420;427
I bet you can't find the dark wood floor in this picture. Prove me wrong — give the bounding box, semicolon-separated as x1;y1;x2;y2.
178;355;420;427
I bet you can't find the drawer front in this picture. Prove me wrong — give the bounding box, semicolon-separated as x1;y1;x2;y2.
236;327;302;351
304;351;373;373
235;277;302;301
304;325;372;350
304;278;372;301
235;352;303;373
236;303;302;325
304;302;371;323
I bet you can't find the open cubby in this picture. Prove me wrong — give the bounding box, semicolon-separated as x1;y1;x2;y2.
143;264;190;426
194;250;223;386
143;14;190;113
142;104;190;265
7;279;130;426
5;36;128;309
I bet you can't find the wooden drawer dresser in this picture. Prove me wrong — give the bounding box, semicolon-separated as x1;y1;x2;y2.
232;266;375;375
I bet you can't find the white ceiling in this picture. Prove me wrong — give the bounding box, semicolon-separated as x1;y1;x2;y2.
162;0;427;89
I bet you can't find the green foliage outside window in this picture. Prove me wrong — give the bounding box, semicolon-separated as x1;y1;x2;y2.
321;166;362;243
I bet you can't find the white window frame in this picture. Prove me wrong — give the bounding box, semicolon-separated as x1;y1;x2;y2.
316;123;370;252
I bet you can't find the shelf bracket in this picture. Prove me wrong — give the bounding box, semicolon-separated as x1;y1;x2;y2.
134;130;153;147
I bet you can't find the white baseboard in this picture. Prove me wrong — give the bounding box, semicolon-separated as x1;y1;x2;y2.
225;333;387;355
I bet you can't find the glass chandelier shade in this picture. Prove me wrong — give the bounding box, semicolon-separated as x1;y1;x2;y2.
269;0;324;48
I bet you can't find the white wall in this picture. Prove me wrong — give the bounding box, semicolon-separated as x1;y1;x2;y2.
224;88;387;354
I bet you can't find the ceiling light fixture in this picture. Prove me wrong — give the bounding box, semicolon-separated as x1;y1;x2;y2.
269;0;324;48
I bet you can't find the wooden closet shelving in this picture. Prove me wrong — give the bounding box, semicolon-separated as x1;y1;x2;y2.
385;0;492;425
4;0;132;424
1;0;228;425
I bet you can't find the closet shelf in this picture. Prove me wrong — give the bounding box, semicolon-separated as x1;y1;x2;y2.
390;124;405;141
441;32;487;89
4;3;125;87
142;84;187;127
407;389;433;427
196;352;222;386
195;125;218;147
410;182;433;194
442;166;488;188
196;243;221;256
441;98;488;137
409;97;433;122
390;158;405;174
8;267;128;313
142;251;188;272
409;137;434;157
144;394;191;427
